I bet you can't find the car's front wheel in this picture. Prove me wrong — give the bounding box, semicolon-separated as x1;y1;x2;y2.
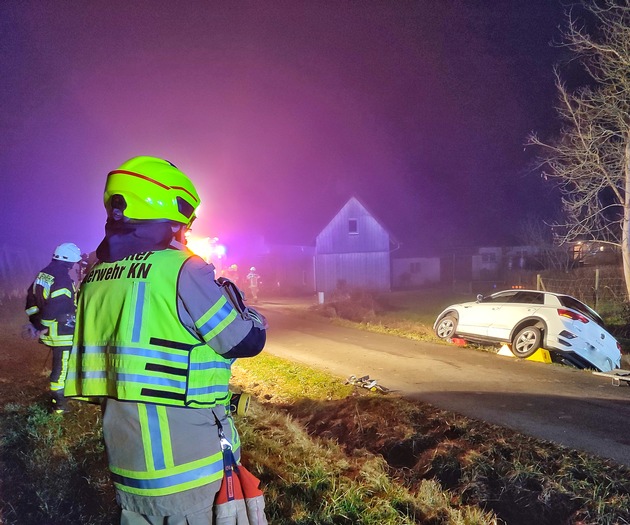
435;315;458;339
511;326;542;358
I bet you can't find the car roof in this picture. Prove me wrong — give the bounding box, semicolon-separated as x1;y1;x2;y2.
486;289;604;324
491;289;555;296
489;289;577;300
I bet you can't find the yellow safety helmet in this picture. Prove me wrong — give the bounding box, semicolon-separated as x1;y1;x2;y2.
104;156;200;226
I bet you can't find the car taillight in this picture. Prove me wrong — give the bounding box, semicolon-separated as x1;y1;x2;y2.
557;309;589;324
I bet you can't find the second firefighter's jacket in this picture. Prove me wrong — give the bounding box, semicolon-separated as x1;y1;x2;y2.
25;260;77;347
65;249;234;407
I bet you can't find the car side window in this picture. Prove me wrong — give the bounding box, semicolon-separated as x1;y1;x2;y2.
482;292;517;303
513;291;544;304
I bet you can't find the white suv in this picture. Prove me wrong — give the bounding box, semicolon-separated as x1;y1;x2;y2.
433;289;622;372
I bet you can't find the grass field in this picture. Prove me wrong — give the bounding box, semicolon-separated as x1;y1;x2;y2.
3;291;630;524
315;287;630;355
312;288;470;342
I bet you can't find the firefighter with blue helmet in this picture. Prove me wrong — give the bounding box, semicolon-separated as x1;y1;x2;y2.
24;242;82;413
65;156;268;524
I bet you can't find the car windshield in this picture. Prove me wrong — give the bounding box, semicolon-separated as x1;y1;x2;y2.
557;295;606;327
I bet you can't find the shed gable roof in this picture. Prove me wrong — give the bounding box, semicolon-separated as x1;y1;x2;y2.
317;196;395;241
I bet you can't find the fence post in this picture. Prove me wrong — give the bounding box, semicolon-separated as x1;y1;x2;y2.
594;268;600;309
537;274;544;291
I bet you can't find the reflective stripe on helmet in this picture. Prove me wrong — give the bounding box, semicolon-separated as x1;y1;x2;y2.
104;156;201;225
107;170;200;204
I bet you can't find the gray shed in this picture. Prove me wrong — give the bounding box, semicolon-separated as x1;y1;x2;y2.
314;196;394;293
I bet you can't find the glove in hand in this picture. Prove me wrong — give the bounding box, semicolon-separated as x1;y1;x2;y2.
216;277;269;329
216;277;247;312
21;323;48;341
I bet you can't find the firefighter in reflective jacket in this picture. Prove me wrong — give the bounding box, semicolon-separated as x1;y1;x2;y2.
65;156;267;524
246;266;260;302
24;242;82;413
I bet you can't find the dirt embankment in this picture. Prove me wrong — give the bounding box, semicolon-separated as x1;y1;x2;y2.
0;323;50;405
3;298;630;525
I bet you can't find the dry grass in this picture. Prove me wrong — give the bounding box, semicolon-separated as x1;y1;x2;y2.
232;352;630;525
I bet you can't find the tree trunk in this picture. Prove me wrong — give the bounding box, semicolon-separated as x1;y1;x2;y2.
623;132;630;301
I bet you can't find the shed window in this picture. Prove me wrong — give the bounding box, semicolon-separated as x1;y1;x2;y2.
348;218;358;234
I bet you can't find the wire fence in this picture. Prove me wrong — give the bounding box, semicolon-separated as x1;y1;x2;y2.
537;267;628;318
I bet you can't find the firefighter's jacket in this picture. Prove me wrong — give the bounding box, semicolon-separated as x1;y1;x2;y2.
65;246;266;513
25;259;77;347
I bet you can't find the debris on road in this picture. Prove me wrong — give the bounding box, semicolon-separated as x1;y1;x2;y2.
346;374;390;394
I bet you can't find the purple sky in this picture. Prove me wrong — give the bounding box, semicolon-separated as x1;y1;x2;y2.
1;1;568;263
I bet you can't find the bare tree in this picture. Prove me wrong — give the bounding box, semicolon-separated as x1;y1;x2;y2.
528;1;630;296
519;215;574;271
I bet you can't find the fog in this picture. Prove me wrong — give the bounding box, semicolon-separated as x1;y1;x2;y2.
1;0;567;266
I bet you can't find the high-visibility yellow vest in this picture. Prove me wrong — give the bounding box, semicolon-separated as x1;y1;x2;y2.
65;249;234;407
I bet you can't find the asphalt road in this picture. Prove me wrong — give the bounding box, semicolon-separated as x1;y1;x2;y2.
258;300;630;467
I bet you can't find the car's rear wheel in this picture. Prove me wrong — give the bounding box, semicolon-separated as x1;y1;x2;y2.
511;326;542;358
436;315;458;339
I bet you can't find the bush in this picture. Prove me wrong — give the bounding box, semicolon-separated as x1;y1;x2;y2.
318;288;384;323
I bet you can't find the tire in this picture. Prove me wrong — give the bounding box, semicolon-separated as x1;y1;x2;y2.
435;315;458;340
511;326;542;358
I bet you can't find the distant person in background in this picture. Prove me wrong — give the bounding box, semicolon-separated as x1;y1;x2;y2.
223;263;240;287
24;242;82;414
246;266;260;303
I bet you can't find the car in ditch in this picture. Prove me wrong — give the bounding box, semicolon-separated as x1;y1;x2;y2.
433;289;622;372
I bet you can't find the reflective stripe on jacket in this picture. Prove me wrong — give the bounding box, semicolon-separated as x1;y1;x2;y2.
65;249;234;407
104;401;233;497
25;261;77;347
104;401;238;498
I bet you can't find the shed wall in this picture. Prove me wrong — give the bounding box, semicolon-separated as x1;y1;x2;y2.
315;252;390;293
